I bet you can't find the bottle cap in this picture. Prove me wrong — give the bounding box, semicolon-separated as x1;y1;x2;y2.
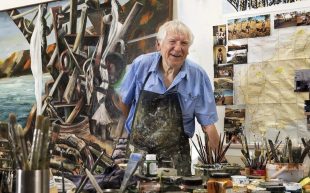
145;154;156;160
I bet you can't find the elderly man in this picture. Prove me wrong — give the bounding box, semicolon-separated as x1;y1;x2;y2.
119;20;220;175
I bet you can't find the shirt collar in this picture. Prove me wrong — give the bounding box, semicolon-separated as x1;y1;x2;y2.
148;52;188;80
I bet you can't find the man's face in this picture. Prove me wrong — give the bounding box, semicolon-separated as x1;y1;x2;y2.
157;31;190;69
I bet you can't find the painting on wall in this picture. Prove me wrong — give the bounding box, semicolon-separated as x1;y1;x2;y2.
0;0;172;177
122;0;173;41
126;36;157;64
122;0;173;64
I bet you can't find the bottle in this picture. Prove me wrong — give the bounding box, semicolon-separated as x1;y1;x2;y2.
144;154;158;177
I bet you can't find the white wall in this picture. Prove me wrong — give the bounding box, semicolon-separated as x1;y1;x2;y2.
174;0;310;170
174;0;226;133
173;0;228;171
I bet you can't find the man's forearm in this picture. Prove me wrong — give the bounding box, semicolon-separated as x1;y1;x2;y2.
118;96;130;118
202;124;220;152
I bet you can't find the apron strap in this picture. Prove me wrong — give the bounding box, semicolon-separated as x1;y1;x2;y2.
141;72;152;90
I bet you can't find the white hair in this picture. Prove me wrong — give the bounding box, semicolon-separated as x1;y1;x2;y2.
156;20;194;45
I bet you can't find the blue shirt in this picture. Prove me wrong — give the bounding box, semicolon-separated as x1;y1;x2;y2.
119;52;218;138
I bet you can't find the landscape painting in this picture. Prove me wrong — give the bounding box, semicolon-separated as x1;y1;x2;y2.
0;0;173;179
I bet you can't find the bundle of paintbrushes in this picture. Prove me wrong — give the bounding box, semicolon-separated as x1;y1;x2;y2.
8;113;53;170
191;133;232;164
268;135;310;164
240;134;268;170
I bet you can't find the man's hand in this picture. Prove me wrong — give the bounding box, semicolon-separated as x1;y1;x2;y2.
202;124;220;153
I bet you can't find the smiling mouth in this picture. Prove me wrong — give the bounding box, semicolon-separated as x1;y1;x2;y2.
171;54;182;58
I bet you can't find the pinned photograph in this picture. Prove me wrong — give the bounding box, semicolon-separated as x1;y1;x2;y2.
214;64;234;78
228;19;242;40
241;17;256;38
214;78;233;105
236;17;249;39
224;105;245;143
255;15;270;37
213;24;227;46
227;43;248;65
274;12;297;29
294;69;310;92
214;46;227;65
296;11;310;26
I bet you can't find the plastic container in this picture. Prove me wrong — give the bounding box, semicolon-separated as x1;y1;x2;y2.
266;163;306;182
144;154;158;177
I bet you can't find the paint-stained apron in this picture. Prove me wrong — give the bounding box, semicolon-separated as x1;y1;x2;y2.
130;73;191;176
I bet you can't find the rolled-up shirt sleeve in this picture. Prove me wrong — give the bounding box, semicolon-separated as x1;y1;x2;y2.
195;73;218;126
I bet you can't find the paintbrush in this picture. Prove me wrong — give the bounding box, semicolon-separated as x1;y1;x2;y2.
301;138;310;159
218;139;232;162
299;143;310;163
15;124;30;170
288;139;293;163
198;134;207;163
29;115;44;170
268;139;279;163
241;149;251;166
191;138;207;164
275;130;280;145
240;157;249;167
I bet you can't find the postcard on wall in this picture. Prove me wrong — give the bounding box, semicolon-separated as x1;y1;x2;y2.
296;11;310;26
227;41;248;65
228;15;270;40
224;105;245;143
294;69;310;92
228;19;242;40
213;24;227;46
241;17;256;38
214;64;234;79
274;12;297;29
213;45;227;65
255;15;271;37
214;77;233;106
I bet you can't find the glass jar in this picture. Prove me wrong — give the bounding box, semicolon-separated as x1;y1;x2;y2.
143;154;158;177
